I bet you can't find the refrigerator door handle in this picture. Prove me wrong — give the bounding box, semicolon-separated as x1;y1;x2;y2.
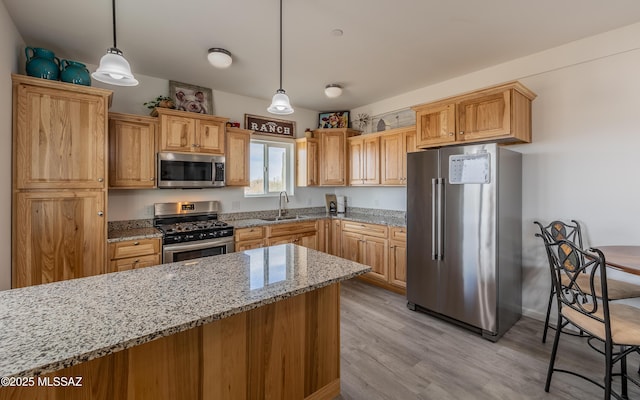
431;178;437;260
436;178;444;260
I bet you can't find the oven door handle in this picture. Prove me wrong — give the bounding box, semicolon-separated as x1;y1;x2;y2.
163;239;232;252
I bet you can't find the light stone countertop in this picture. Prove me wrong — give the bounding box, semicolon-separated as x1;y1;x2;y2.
0;244;370;377
107;227;163;243
229;212;406;230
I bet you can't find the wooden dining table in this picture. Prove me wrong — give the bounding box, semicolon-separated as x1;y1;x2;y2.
594;245;640;276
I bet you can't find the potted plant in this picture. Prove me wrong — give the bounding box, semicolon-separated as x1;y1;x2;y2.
143;95;175;110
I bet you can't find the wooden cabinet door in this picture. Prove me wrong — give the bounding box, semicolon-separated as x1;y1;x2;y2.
319;131;347;186
402;129;418;183
236;239;265;251
316;219;330;253
380;132;403;185
296;138;319;187
108;113;157;188
13;191;106;288
196;119;225;154
457;90;511;142
363;136;380;185
329;220;342;257
348;138;364;185
389;241;407;288
341;231;362;263
14;82;109;189
363;236;388;282
267;235;297;246
415;103;456;148
160;114;195;152
226;128;251;186
298;231;318;250
109;254;161;273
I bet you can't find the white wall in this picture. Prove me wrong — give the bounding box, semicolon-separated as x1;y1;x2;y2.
0;3;25;291
351;22;640;319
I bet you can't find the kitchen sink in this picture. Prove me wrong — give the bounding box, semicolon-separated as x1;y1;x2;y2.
260;215;309;222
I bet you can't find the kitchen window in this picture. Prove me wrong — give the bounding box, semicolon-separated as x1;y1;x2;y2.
245;138;294;196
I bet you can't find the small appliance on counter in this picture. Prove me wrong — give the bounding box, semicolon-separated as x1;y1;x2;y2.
336;195;346;214
325;194;337;215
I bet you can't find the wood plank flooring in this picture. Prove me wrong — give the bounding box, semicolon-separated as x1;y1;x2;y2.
338;279;640;400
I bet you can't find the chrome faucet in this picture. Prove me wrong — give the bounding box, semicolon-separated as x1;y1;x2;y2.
278;191;289;218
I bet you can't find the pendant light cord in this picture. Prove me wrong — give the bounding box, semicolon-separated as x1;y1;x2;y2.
278;0;283;91
112;0;117;49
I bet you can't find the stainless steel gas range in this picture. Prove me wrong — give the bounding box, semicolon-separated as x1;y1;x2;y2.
153;201;234;263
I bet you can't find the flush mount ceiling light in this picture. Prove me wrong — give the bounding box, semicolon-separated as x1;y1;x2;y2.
324;84;342;98
267;0;294;115
92;0;138;86
207;48;232;69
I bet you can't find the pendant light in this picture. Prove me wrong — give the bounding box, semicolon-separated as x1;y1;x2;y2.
92;0;138;86
267;0;294;115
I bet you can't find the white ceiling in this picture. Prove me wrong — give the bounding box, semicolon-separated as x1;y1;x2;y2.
5;0;640;111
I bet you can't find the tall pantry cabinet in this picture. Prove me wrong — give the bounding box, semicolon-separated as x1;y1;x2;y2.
12;75;112;288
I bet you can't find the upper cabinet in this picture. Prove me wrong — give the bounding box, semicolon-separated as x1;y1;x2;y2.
316;128;361;186
154;108;228;154
348;135;380;186
108;113;157;189
12;74;112;190
412;81;536;149
296;137;319;187
225;127;252;186
379;126;417;185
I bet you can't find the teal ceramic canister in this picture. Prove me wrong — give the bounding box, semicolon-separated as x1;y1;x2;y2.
60;59;91;86
25;47;60;80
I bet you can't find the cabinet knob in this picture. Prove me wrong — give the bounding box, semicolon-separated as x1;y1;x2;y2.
133;241;139;246
459;131;464;135
97;178;104;182
97;211;104;217
449;132;454;136
149;177;155;181
134;259;140;263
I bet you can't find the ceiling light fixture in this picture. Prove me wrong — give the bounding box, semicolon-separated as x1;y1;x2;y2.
324;84;342;98
267;0;294;115
207;48;233;69
92;0;138;86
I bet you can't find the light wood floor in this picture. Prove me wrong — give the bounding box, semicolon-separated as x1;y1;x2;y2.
338;279;640;400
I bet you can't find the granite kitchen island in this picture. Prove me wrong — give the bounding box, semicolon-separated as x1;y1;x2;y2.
0;244;370;399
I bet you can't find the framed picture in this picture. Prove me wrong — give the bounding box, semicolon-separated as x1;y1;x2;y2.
319;111;349;129
245;114;296;137
169;80;214;115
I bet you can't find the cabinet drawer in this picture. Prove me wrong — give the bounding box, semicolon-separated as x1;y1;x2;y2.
267;221;317;237
109;238;161;260
341;221;388;238
235;226;265;242
109;253;161;273
236;239;265;251
390;226;406;242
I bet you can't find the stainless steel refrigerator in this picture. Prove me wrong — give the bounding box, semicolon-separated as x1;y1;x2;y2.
406;143;522;341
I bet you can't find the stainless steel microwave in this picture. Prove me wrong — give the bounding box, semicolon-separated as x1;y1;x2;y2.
157;152;225;188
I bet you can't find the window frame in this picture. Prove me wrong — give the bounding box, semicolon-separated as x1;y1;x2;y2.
244;136;295;198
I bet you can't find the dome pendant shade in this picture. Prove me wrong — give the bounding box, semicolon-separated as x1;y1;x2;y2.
92;48;138;86
267;89;294;115
268;0;294;115
93;0;138;87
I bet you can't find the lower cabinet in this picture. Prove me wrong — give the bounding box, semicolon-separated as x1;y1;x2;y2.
108;238;161;273
235;226;266;251
341;221;389;283
266;221;318;250
13;190;106;288
388;227;407;289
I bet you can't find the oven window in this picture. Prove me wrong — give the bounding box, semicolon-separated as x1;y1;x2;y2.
173;246;226;262
160;160;212;181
